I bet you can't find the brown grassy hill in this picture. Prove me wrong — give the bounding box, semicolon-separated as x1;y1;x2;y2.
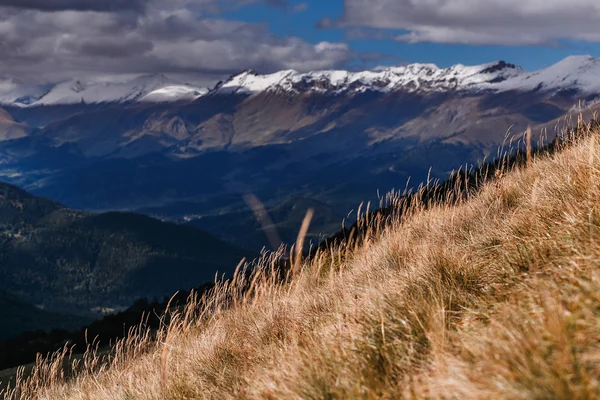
4;122;600;399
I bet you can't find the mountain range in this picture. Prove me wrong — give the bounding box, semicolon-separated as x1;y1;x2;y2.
1;55;600;250
2;55;600;107
0;74;208;107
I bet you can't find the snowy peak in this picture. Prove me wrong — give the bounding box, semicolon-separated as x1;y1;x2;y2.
497;55;600;93
32;74;208;106
214;60;524;95
215;69;297;94
70;80;87;93
1;56;599;107
35;74;206;105
214;56;600;96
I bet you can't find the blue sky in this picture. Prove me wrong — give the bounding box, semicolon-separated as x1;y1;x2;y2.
223;0;600;72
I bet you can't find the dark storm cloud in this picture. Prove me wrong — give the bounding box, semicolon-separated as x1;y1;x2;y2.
0;0;353;84
0;0;148;12
59;36;155;58
322;0;600;45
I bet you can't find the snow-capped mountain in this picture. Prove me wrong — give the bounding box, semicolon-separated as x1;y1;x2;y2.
1;55;599;107
33;74;208;105
0;74;208;107
214;60;523;95
496;55;600;93
2;55;600;227
0;78;52;106
214;55;600;96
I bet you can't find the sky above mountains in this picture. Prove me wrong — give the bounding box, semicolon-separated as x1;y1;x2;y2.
0;0;599;86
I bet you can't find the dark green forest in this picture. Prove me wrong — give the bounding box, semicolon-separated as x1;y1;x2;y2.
0;181;252;317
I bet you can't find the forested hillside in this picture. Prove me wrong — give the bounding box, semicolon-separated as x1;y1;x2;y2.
0;182;252;316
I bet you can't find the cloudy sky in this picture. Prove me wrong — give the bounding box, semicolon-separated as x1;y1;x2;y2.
0;0;599;86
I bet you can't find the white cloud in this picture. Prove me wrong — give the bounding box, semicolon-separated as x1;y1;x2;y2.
292;2;309;13
0;1;352;84
338;0;600;45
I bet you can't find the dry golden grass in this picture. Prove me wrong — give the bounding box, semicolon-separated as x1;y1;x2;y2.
3;123;600;399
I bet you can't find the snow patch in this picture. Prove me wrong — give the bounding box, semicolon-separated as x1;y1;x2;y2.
140;86;209;103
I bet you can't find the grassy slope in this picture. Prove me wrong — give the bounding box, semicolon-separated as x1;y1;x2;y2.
5;125;600;399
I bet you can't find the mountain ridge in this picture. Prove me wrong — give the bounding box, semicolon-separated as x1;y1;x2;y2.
1;55;599;108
